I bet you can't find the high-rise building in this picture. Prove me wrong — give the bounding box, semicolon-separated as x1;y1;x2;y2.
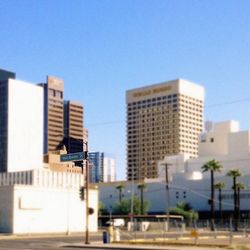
126;79;204;180
63;100;84;153
39;76;64;153
89;152;116;183
0;69;43;172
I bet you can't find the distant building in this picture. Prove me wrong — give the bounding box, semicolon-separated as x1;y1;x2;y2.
63;100;84;153
99;121;250;216
158;120;250;181
0;69;97;234
126;79;204;180
39;76;64;154
0;69;43;172
89;152;116;183
39;77;86;169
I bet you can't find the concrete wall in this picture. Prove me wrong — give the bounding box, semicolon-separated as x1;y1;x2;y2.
0;185;98;234
198;121;239;157
7;79;43;172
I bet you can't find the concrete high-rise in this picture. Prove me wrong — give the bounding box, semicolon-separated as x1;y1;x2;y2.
0;69;43;172
39;76;64;153
63;100;84;153
126;79;204;180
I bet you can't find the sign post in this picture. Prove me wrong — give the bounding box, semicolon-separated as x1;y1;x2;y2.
60;149;89;244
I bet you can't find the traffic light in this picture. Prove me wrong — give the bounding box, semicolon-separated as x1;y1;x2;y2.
79;186;85;200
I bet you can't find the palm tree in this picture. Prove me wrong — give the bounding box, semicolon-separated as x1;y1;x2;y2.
214;181;225;222
137;183;147;215
227;169;243;231
201;159;223;230
235;182;245;222
116;184;125;203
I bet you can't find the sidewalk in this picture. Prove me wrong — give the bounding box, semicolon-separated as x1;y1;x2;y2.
64;234;250;250
64;242;232;250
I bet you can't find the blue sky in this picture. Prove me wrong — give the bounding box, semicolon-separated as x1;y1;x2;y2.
1;0;250;180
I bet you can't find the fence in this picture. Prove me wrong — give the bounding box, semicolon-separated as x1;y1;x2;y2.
103;218;250;245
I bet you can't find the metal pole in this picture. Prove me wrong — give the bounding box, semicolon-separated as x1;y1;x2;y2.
130;166;134;232
84;142;90;244
165;163;171;231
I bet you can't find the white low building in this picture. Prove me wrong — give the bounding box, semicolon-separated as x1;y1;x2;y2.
0;169;98;234
158;120;250;180
99;120;250;215
98;175;250;215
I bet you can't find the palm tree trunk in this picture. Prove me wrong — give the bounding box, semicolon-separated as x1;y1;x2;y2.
140;188;144;215
211;170;215;231
237;187;240;223
219;188;223;223
119;190;122;203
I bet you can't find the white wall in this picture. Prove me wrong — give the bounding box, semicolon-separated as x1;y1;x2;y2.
0;185;98;234
7;79;43;172
229;131;250;156
198;121;239;157
103;157;116;182
98;177;250;214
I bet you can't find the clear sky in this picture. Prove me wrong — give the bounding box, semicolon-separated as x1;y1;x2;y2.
1;0;250;180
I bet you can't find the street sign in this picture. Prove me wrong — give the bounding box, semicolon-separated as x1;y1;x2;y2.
60;152;84;162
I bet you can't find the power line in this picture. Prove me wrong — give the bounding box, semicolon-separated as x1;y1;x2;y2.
206;97;250;108
86;97;250;127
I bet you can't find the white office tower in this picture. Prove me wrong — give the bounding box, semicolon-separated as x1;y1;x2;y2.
103;155;116;182
0;73;44;172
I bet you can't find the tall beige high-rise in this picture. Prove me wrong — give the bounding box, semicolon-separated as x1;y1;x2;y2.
126;79;204;180
42;76;64;153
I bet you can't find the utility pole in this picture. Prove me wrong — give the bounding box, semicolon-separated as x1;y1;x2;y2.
84;142;90;244
164;163;172;231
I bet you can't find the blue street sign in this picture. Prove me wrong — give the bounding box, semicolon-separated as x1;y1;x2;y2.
60;152;84;162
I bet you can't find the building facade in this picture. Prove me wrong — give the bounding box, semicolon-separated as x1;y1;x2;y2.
63;100;84;154
89;152;116;183
39;76;64;154
126;79;204;180
0;169;98;234
0;70;43;172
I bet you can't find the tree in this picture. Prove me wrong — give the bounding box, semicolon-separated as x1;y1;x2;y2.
116;184;125;203
214;181;226;222
137;183;147;215
201;159;223;230
235;182;245;222
227;169;243;231
114;196;149;215
170;202;198;221
98;201;107;215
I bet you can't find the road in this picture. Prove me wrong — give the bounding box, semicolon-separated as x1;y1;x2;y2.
0;235;101;250
0;231;249;250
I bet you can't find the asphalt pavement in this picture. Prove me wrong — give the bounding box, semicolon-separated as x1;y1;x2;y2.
0;231;250;250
